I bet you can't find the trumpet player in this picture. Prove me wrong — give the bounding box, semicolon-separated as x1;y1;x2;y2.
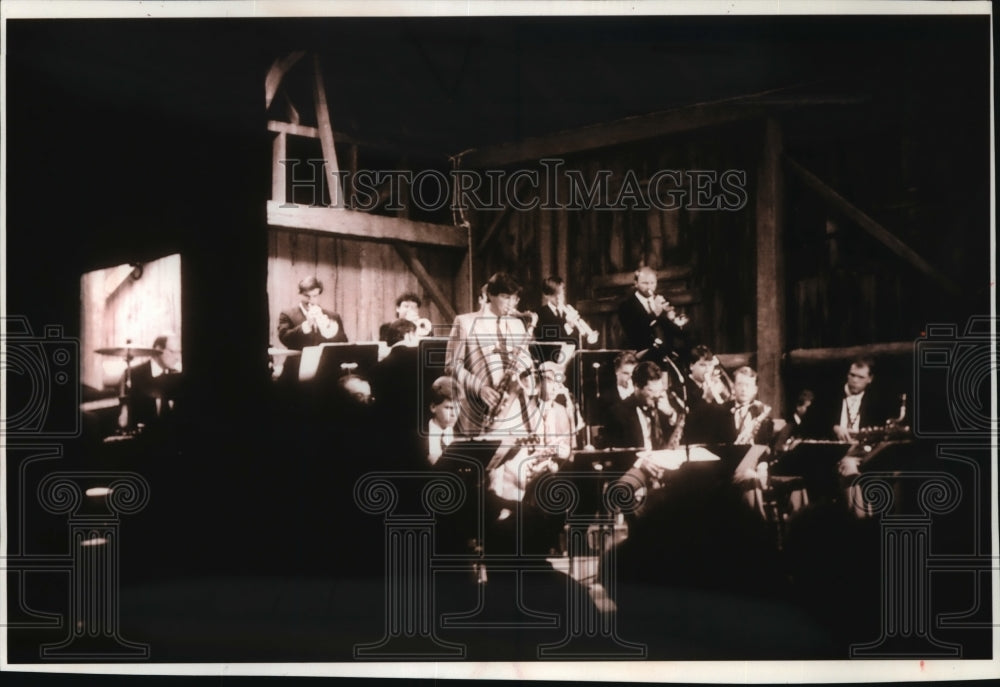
535;276;599;345
379;292;433;341
616;266;688;362
445;272;536;438
278;275;348;350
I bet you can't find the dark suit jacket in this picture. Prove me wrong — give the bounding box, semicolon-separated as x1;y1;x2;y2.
601;395;676;450
370;345;422;435
679;376;726;445
715;399;775;446
534;304;575;343
804;388;893;440
277;305;348;350
617;292;688;361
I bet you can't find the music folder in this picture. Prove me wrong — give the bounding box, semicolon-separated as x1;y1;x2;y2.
298;342;379;383
433;438;504;476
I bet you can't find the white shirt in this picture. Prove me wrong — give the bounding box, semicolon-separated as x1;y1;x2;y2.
427;421;453;465
840;386;866;432
634;405;654;450
617;382;633;400
634;291;654;315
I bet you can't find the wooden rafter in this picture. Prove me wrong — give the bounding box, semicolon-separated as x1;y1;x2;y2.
267;202;468;249
461;90;864;169
785;157;962;296
394;245;458;323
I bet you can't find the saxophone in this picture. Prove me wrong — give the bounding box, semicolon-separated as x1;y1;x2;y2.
734;402;772;445
665;410;686;449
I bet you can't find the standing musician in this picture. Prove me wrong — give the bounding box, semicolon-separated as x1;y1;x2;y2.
277;275;348;350
445;271;537;439
616;266;688;364
535;276;599;345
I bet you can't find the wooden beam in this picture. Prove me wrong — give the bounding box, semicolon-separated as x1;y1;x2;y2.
312;53;342;206
475;176;529;256
394;245;458;323
756;117;786;416
591;266;693;289
786;342;914;364
265;50;306;110
267;120;319;139
267;201;468;248
271;131;287;204
463;98;774;168
785;156;962;296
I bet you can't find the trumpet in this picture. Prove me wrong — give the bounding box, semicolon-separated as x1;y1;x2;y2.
414;316;433;337
562;303;599;344
704;357;733;403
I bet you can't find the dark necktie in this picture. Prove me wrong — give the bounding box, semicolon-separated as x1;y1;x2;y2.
643;405;663;449
496;317;511;368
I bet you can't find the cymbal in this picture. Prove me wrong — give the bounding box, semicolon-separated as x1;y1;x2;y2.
268;347;301;357
95;345;160;357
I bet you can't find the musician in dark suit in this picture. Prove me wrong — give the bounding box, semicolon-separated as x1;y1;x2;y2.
277;275;348;350
120;333;183;430
370;318;421;438
771;389;814;451
715;367;775;446
534;276;599;345
680;345;730;444
378;292;421;342
805;357;891;442
601;361;678;450
616;266;688;363
445;272;535;438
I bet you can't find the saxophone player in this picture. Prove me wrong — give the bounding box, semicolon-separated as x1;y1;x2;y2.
445;272;536;438
720;366;774;446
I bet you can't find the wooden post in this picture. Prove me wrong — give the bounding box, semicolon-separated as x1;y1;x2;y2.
272;132;287;204
312;53;343;207
756;117;785;416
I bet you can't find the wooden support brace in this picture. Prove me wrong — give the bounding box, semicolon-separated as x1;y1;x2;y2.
785;156;962;296
267;202;468;248
312;53;343;206
475;176;529;256
394;245;458;323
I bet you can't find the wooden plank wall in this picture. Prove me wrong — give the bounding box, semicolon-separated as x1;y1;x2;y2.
80;253;183;391
267;228;459;346
471;123;759;357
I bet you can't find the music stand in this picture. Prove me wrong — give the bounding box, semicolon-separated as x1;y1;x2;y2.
576;349;625;426
300;342;380;384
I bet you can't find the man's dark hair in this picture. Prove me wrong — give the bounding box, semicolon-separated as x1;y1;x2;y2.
396;292;422;308
689;344;714;365
298;275;323;294
385;318;417;346
485;272;522;297
614;351;639;370
850;356;876;376
428;376;456;406
632;360;664;389
541;276;565;296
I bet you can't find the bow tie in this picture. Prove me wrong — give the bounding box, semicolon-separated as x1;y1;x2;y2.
731;403;750;414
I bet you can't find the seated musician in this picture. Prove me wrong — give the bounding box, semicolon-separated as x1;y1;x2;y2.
601;361;678;450
534;275;599;345
378;292;421;342
597;350;639;422
720;366;774;447
425;376;458;467
804;357;895;514
771;389;814;452
533;361;582;457
369;318;420;436
119;333;183;432
680;345;731;444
